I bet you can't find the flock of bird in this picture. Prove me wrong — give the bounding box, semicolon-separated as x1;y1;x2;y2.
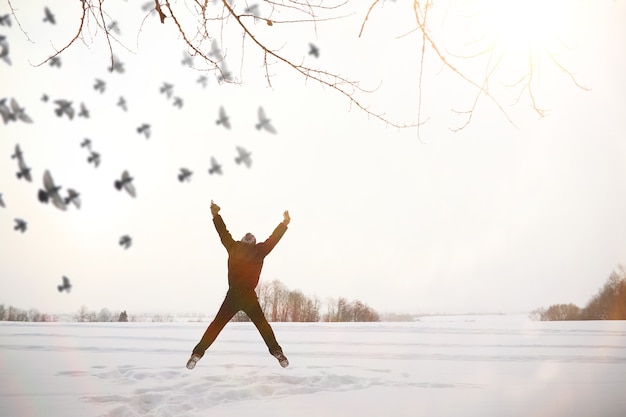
1;3;322;296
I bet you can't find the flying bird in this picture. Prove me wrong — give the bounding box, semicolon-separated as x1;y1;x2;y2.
172;97;183;108
80;138;92;150
0;36;11;65
208;156;223;175
160;82;173;99
117;96;127;111
208;40;222;60
57;276;71;293
49;56;61;68
234;146;252;168
244;4;260;18
107;21;120;34
9;98;33;123
10;143;22;159
87;151;101;168
181;52;193;66
109;56;124;73
217;63;232;83
43;7;56;25
78;102;89;118
197;75;207;88
0;98;13;123
119;235;132;249
114;170;136;198
0;14;11;27
0;193;5;208
38;170;67;211
13;144;32;182
178;168;192;182
14;218;27;233
54;99;75;120
94;78;106;93
41;94;49;102
216;106;231;129
64;189;81;209
255;106;277;133
308;43;320;58
137;123;151;139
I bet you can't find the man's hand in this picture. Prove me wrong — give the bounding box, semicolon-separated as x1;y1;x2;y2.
283;210;290;226
210;200;220;217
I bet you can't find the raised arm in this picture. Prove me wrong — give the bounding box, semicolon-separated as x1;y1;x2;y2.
211;200;235;250
258;210;290;256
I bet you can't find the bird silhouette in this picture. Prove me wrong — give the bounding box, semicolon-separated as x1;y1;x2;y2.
216;106;231;129
308;43;320;58
217;63;232;83
54;100;75;120
114;170;136;198
160;82;173;99
117;96;127;111
80;138;92;150
0;98;13;123
208;156;223;175
78;102;89;118
178;168;192;182
137;123;151;139
181;52;193;66
38;170;67;211
14;218;27;233
208;39;223;60
109;56;124;73
107;21;120;34
57;276;71;293
49;56;61;68
0;14;11;27
10;143;22;159
43;7;56;25
119;235;132;249
0;35;11;66
0;192;5;208
8;98;33;123
173;97;183;108
64;189;81;209
93;78;106;93
87;151;101;168
235;146;252;168
13;144;32;182
197;75;207;88
244;4;260;17
255;106;277;133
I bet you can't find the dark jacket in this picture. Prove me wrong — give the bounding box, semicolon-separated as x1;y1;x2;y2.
213;214;288;292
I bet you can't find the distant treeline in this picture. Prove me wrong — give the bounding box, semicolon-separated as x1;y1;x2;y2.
233;279;381;322
531;265;626;321
0;305;132;322
0;280;387;323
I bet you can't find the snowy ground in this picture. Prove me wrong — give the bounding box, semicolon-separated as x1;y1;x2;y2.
1;314;625;417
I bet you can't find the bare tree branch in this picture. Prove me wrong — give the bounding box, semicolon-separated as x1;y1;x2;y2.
361;0;591;136
7;0;34;43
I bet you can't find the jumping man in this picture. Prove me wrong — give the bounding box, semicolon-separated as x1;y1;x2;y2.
186;200;290;369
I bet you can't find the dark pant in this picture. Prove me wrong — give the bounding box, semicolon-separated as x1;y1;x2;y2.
192;289;282;357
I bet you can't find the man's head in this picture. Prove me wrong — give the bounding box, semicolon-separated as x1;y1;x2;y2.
241;232;256;245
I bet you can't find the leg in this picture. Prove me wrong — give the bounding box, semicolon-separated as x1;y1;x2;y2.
240;294;283;356
192;295;238;356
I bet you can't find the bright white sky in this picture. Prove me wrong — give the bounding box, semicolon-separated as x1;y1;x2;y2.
1;0;625;315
